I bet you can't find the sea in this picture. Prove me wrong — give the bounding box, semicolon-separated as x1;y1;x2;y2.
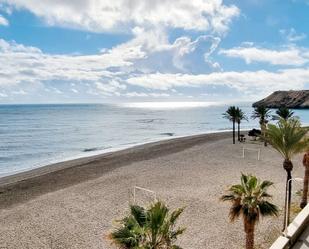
1;102;308;177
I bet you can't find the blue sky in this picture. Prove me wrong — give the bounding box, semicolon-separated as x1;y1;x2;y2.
0;0;308;104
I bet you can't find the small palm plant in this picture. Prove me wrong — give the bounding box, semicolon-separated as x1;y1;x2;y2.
266;119;309;226
223;106;238;144
252;106;271;146
221;174;279;249
236;107;248;141
109;201;185;249
300;151;309;208
273;107;294;121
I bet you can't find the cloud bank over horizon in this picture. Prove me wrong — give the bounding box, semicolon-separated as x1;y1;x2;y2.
0;0;239;33
0;0;308;103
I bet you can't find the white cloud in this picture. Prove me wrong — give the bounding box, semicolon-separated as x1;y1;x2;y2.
0;39;138;86
1;36;308;102
0;92;8;97
126;69;309;98
106;27;222;74
219;46;309;66
280;28;307;42
0;14;8;26
11;89;27;95
290;0;309;5
0;0;239;33
0;38;142;98
0;0;242;102
124;92;148;98
0;34;223;99
124;92;170;98
94;80;126;96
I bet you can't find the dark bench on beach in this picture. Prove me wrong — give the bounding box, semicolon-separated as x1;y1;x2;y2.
239;134;246;142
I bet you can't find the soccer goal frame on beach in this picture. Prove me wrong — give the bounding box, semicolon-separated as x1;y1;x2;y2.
133;186;157;204
242;147;261;160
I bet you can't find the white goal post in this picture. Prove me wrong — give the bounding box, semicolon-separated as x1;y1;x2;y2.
133;186;157;204
242;147;261;160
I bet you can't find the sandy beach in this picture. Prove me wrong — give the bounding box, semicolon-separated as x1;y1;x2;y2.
0;132;305;249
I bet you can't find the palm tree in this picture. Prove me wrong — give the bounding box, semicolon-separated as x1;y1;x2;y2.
266;119;308;227
221;174;278;249
273;107;294;121
300;151;309;209
223;106;238;144
252;106;271;146
236;107;248;141
109;201;185;249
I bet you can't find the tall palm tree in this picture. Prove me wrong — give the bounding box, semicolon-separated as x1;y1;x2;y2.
109;201;185;249
266;119;308;227
221;174;278;249
223;106;238;144
300;151;309;209
236;107;248;141
252;106;271;146
273;107;294;121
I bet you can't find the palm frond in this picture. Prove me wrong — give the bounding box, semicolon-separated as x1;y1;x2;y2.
259;201;279;217
130;205;147;227
221;194;237;201
273;107;295;121
171;245;184;249
229;201;242;222
221;174;278;224
169;207;185;224
260;180;274;189
110;200;185;248
266;119;309;160
222;106;238;121
252;106;271;122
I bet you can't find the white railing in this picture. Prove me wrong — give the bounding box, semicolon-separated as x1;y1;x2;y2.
270;204;309;249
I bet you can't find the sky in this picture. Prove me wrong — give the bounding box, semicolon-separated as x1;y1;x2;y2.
0;0;308;104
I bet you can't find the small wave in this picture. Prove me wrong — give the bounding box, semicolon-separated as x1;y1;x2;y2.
136;118;165;124
218;127;231;131
82;146;111;152
159;132;174;136
83;148;98;152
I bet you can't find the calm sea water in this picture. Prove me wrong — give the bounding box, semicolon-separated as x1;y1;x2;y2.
0;103;308;177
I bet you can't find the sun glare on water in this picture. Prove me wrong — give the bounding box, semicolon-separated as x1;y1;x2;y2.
122;102;223;109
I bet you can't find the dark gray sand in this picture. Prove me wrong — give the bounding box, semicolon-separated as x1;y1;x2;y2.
0;132;304;248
